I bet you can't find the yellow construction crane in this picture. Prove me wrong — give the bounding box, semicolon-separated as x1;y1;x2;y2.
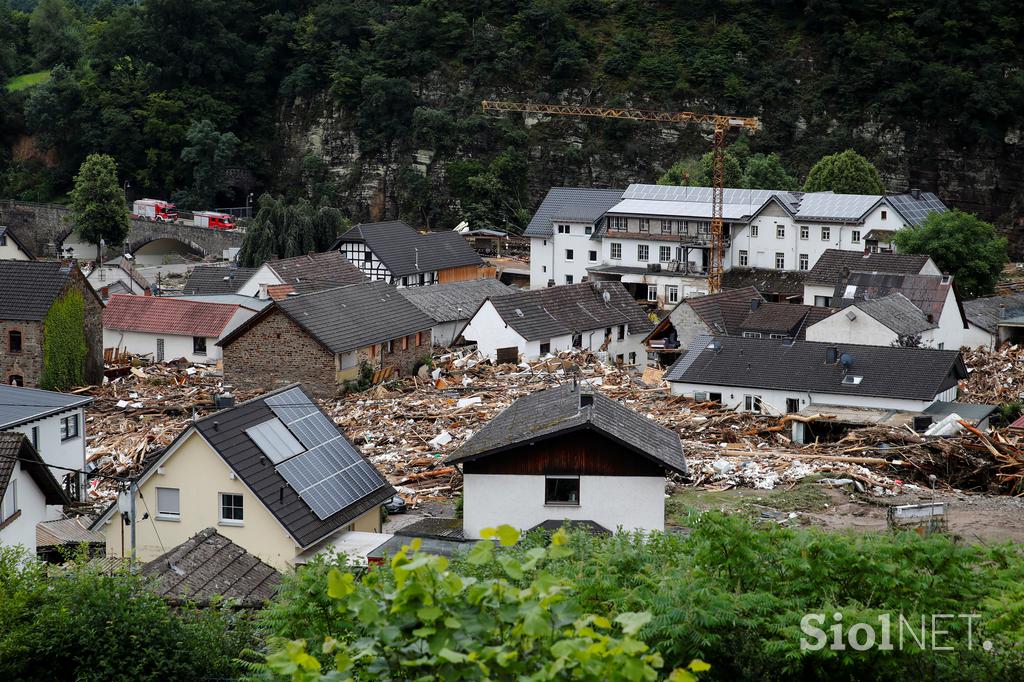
481;100;760;293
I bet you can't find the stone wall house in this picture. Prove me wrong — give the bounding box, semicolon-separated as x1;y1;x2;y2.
0;261;103;387
219;281;434;396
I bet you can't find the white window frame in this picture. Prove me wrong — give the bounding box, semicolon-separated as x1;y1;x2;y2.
638;218;650;233
742;331;762;338
60;414;79;441
584;225;592;235
565;248;574;261
799;254;809;271
744;395;763;413
738;250;748;266
659;245;671;262
661;219;673;234
647;285;658;302
697;221;711;235
610;242;622;260
821;226;831;240
637;244;649;262
155;487;180;521
799;225;809;240
750;224;759;237
666;285;679;304
610;216;627;231
851;230;861;243
588;250;597;263
565;275;574;284
776;224;785;239
1;479;16;521
775;252;785;269
557;224;570;234
219;492;244;526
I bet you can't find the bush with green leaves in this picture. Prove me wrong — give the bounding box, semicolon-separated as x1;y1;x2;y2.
802;149;884;195
39;288;86;391
265;526;707;681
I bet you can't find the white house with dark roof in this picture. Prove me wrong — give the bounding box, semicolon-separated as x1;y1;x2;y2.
235;251;367;299
459;281;654;365
805;294;940;347
397;278;514;347
86;258;150;299
445;382;686;539
802;249;941;307
0;226;34;261
0;433;70;552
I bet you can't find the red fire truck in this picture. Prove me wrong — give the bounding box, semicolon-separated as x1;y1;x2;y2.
132;198;177;222
191;211;237;230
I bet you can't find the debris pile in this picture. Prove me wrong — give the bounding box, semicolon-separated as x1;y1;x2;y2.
959;344;1024;405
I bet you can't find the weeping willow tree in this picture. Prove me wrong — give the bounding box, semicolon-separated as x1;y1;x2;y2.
39;289;86;391
237;194;349;267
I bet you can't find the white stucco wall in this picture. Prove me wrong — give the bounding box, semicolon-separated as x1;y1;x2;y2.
6;407;86;504
669;381;952;415
805;308;905;346
462;473;666;539
529;237;553;288
431;320;466;348
87;266;147;295
236;263;283;297
0;239;32;260
103;329;221;363
0;464;49;552
460;300;528;361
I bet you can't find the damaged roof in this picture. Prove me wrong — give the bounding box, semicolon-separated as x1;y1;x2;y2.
485;281;653;341
445;382;686;474
265;251;367;287
332;221;483;276
398;278;514;323
831;272;955;323
805;249;932;286
36;517;104;549
665;335;965;401
103;294;240;338
964;292;1024;334
523;187;625;238
685;287;763;334
182;265;257;295
845;293;938;336
720;267;807;298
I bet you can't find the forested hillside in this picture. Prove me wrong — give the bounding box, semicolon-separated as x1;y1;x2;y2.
1;0;1022;240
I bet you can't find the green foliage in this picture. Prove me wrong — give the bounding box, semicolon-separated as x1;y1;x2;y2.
238;193;347;267
657;158;700;187
741;153;797;190
660;149;795;191
0;546;255;681
342;360;375;394
265;526;701;681
893;209;1008;298
68;153;128;254
28;0;83;69
802;149;884;195
179;118;240;208
4;69;50;92
658;152;741;188
39;288;86;391
994;400;1023;428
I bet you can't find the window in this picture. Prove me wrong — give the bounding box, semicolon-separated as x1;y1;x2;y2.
661;219;674;234
545;476;579;505
363;251;372;262
678;221;689;235
565;275;574;284
557;224;570;234
193;336;207;355
542;265;547;272
628;352;636;365
744;395;762;413
666;285;680;304
881;210;887;220
775;252;785;269
572;333;582;348
786;398;800;414
419;273;426;286
938;342;945;350
8;330;21;353
800;225;809;240
610;216;627;231
814;295;831;307
659;246;671;262
697;221;711;234
0;235;5;246
769;333;787;339
565;249;574;261
610;243;622;259
30;426;38;450
799;254;809;271
220;493;244;524
415;332;423;346
539;342;551;355
617;325;625;341
750;224;759;237
776;224;785;239
156;487;180;519
8;375;23;387
60;414;79;441
588;250;597;262
647;284;658;302
637;244;649;261
821;226;831;240
584;225;592;235
851;230;861;243
738;250;748;266
386;339;394;354
402;336;409;350
638;218;650;232
742;331;763;338
1;479;15;521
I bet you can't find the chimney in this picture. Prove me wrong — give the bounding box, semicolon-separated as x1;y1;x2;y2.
750;298;760;311
911;188;921;200
414;247;420;271
258;283;269;300
1000;304;1007;320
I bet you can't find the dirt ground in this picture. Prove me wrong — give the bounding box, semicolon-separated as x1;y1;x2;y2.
669;481;1024;544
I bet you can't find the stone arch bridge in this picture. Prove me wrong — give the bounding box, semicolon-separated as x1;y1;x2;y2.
0;200;244;259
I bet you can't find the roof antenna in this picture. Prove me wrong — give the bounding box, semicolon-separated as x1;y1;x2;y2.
415;247;419;271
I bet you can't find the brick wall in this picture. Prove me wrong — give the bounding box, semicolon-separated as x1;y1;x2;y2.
222;308;337;396
359;329;432;377
0;320;43;386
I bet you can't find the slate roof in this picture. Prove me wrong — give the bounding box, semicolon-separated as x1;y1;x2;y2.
0;384;92;430
794;193;881;222
445;382;686;474
182;265;257;295
963;293;1024;333
398;278;514;323
36;517;104;548
684;287;763;334
221;281;433;354
720;267;807;298
0;260;75;320
103;294;240;337
805;249;932;286
739;302;818;336
266;251;367;287
0;226;34;259
831;272;954;323
523;187;625;238
0;432;68;508
141;528;281;606
665;335;965;401
485;281;653;342
848;293;938;336
332;221;483;276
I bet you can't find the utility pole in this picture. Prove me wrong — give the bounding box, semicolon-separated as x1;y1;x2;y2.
129;479;137;571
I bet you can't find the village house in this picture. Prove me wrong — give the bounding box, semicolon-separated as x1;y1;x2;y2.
90;385;396;570
181;264;258;296
963;292;1024;348
0;432;70;553
805;294;941;348
0;226;34;260
219;280;434;396
0;384;91;504
801;249;941;307
397;278;514;347
234;250;367;299
527;185;949;304
331;220;487;287
86;257;150;300
445;382;686;539
103;294;257;364
0;260;104;387
665;335;966;419
459;281;653;365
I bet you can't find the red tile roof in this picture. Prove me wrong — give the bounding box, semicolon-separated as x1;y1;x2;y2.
102;294;239;337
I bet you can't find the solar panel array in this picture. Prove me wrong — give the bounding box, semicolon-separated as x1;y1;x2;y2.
622;184;780;206
795;193;879;221
257;387;388;520
244;418;303;464
887;193;948;226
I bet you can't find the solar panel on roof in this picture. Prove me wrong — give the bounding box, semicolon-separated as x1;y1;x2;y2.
245;418;304;464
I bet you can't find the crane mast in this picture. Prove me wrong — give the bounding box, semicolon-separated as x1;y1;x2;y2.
481;100;759;293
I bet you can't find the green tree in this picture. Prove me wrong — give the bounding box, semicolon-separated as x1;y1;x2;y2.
238;194;345;267
803;149;884;194
658;152;741;188
28;0;83;68
68;153;129;260
893;209;1008;298
180;118;239;208
657;158;700;186
39;289;86;391
741;153;797;190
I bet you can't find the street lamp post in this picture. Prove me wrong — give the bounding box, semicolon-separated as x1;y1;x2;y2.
246;192;254;218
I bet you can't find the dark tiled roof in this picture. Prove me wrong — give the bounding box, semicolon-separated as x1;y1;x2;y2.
665;335;965;401
36;517;104;548
964;293;1024;333
0;226;35;259
333;221;483;276
739;303;817;336
720;267;807;297
0;384;92;430
805;249;931;286
523;187;625;238
0;260;73;320
831;272;953;323
799;306;838;338
266;251;367;287
850;294;937;336
0;432;68;507
142;528;281;607
192;385;396;548
398;279;514;323
182;266;257;295
487;281;653;342
529;519;610;535
685;287;763;334
445;383;686;474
